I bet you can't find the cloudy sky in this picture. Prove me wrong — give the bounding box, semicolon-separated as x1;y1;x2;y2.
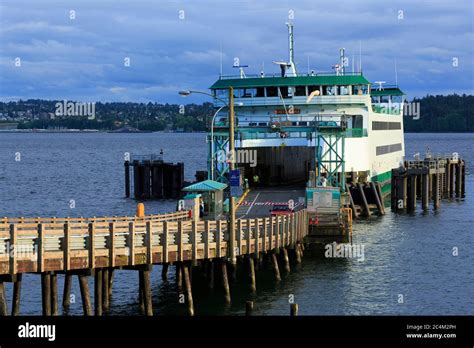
0;0;472;103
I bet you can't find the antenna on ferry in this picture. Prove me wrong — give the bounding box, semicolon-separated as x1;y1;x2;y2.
273;23;297;77
395;58;398;86
374;81;386;90
359;41;362;73
233;64;249;79
219;43;223;77
287;22;297;76
352;53;355;73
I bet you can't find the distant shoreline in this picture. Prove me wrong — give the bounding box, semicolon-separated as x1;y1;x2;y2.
0;129;207;134
0;130;471;134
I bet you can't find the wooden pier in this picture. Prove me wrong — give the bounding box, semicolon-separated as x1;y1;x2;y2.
391;154;466;212
0;208;308;316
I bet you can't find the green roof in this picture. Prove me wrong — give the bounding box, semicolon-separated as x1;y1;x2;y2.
182;180;228;192
370;87;405;96
210;75;370;89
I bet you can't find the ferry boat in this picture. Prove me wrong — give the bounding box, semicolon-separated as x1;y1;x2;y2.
208;23;405;197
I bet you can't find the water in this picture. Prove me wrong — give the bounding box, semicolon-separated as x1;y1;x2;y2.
0;132;472;315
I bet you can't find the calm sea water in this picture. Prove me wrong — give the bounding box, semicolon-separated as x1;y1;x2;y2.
0;132;472;315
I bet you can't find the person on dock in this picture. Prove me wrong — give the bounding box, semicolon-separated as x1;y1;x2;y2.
199;198;205;218
252;174;260;187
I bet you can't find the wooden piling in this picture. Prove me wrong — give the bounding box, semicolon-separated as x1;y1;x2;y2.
62;273;72;309
182;264;194;316
455;163;462;197
281;248;290;273
248;256;256;292
271;253;281;281
108;269;114;298
41;272;51;316
207;260;214;290
221;260;231;304
421;174;429;210
461;160;466;197
78;274;92;316
176;262;183;290
446;160;452;197
433;173;440;209
124;160;130;197
245;300;254;316
50;272;58;316
407;175;417;212
141;269;153;316
102;268;109;311
11;274;22;316
94;268;103;316
290;303;299;316
295;243;302;264
345;184;358;218
161;263;169;281
370;182;385;215
138;270;145;314
375;182;385;214
357;183;371;216
0;281;7;316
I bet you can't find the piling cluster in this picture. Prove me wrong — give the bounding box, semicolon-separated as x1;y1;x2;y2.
391;156;466;212
125;157;184;199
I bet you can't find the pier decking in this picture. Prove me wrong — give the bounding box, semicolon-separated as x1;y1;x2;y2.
0;208;308;316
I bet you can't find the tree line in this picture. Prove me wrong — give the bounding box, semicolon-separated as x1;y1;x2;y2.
0;94;472;132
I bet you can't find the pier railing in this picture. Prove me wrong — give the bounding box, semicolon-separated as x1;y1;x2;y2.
0;210;308;275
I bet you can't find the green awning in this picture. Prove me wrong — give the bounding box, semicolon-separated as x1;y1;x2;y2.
182;180;228;192
210;74;370;89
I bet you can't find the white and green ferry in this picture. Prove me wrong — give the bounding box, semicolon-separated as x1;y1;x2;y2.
208;23;405;196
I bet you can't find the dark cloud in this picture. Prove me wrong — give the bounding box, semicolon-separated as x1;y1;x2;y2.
0;0;472;103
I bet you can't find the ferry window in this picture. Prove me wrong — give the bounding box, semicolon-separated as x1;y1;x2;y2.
249;122;257;126
298;121;308;126
242;88;256;98
291;121;298;126
352;115;363;128
266;87;278;97
353;85;368;95
392;95;403;103
258;122;267;126
295;86;307;96
323;86;336;96
256;87;265;97
371;96;380;104
215;89;229;99
308;85;320;95
233;89;244;98
381;96;390;103
279;87;290;98
339;85;350;95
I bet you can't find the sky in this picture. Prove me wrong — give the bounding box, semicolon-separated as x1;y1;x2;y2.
0;0;473;104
